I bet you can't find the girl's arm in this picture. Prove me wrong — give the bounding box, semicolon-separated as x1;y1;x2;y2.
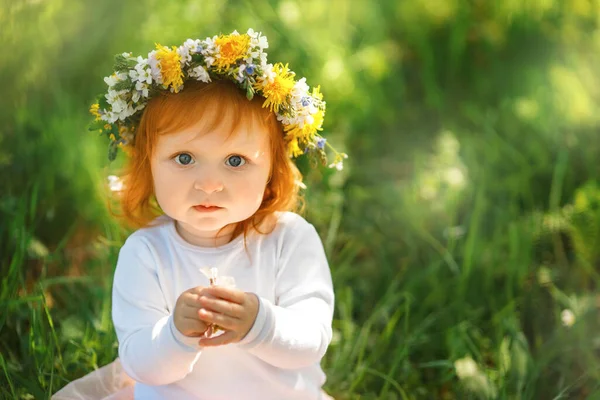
237;220;335;369
112;235;202;385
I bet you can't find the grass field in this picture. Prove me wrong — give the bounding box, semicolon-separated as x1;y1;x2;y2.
3;0;600;399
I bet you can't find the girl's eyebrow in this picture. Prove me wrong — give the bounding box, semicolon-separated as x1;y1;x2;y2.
162;140;265;158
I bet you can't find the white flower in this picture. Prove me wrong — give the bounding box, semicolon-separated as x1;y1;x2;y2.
103;72;127;88
261;63;276;84
134;81;149;99
189;65;211;83
108;92;137;120
299;114;314;128
199;36;218;68
106;90;128;112
122;104;137;120
107;175;124;192
245;49;268;69
295;179;307;189
445;167;466;187
247;28;268;50
276;112;293;125
328;162;344;171
132;83;149;103
105;111;118;123
247;30;268;66
112;97;129;114
234;64;248;83
178;38;201;66
257;35;268;50
204;56;215;68
136;81;149;95
292;78;309;97
147;50;163;85
246;28;257;39
561;309;575;327
129;58;152;85
202;36;218;53
104;74;118;87
455;356;478;379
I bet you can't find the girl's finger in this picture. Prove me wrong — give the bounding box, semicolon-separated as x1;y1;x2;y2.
188;286;207;296
179;317;208;336
199;330;236;347
204;286;245;304
197;308;237;330
183;292;214;308
181;303;205;319
199;296;243;318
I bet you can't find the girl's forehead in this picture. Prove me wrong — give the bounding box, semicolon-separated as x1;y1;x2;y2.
158;118;270;150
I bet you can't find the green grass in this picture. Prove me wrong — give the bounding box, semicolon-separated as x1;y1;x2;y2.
4;0;600;399
4;174;600;399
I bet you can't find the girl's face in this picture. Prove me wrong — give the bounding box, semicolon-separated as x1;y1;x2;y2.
151;116;272;246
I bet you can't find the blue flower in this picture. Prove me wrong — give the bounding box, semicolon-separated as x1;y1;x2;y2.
317;137;326;149
245;65;255;75
301;97;312;107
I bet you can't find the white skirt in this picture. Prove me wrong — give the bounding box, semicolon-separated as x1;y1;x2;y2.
52;357;336;400
52;358;134;400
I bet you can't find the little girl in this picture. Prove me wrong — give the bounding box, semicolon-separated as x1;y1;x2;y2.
53;29;346;399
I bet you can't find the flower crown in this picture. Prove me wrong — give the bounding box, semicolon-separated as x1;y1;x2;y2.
89;28;346;170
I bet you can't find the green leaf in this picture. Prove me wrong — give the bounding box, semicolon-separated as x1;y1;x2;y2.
87;119;106;131
98;95;110;110
108;141;118;161
113;53;137;73
112;78;133;92
110;124;120;138
246;84;254;101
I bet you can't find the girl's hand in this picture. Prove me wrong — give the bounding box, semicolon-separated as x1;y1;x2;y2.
196;286;259;347
173;286;210;337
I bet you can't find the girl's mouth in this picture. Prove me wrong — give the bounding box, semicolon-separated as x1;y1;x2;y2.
193;205;223;212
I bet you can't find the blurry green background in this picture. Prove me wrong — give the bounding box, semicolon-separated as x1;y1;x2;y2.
3;0;600;398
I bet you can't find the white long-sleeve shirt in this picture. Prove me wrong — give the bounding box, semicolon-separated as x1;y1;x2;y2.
112;212;335;400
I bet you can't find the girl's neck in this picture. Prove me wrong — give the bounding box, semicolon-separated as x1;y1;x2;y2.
174;221;235;247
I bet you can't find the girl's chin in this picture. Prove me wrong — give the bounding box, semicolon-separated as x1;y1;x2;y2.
178;218;234;234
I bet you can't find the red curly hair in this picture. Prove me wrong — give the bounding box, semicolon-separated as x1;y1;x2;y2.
117;79;303;239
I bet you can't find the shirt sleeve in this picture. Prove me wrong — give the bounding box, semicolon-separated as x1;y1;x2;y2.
237;219;334;369
112;235;203;385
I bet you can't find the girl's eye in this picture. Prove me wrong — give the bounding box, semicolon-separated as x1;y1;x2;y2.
225;155;246;168
174;153;194;165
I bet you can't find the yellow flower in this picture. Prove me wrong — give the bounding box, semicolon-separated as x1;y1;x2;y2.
89;103;101;121
311;85;323;101
118;142;134;157
284;109;324;143
109;133;116;141
287;138;303;158
260;63;295;113
155;44;184;92
214;33;251;71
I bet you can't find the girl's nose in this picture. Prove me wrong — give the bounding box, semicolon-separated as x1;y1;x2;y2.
193;174;224;194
